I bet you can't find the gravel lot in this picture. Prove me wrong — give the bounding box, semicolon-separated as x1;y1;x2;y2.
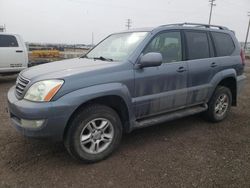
0;61;249;188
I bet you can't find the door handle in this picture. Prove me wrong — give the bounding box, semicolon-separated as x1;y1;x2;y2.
210;62;217;68
16;50;23;53
177;66;187;73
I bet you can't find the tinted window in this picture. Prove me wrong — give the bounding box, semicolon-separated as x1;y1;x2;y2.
0;35;18;47
144;32;182;63
185;31;210;60
211;32;235;56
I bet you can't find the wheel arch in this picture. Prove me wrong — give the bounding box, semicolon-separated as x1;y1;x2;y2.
216;77;237;106
63;94;133;141
209;69;237;106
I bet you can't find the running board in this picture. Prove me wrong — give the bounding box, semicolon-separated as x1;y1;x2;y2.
134;104;208;129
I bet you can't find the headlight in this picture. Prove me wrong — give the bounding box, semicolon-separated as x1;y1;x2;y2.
24;80;64;102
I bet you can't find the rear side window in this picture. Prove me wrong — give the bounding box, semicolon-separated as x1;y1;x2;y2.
0;35;18;47
185;31;210;60
211;32;235;56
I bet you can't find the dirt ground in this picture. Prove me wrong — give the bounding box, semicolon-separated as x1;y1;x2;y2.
0;61;249;188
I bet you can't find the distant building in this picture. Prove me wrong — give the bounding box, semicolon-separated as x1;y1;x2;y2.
27;42;92;51
240;42;250;51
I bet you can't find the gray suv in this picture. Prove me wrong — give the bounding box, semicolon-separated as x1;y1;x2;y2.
7;23;246;162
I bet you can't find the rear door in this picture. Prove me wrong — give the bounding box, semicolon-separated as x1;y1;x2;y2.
0;34;27;69
184;30;216;105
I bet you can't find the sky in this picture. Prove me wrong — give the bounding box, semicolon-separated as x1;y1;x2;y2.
0;0;249;44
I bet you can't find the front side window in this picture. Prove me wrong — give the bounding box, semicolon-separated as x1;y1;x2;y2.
211;32;235;57
0;35;18;47
185;31;210;60
144;31;182;63
86;32;148;62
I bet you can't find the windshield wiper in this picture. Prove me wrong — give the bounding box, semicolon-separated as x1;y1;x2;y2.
93;56;113;62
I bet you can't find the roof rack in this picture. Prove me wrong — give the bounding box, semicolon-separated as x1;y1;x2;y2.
159;22;228;30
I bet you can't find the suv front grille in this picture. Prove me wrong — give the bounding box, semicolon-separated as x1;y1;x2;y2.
15;75;30;98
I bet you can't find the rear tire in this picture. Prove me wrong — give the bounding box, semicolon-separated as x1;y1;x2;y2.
64;104;123;163
204;86;232;122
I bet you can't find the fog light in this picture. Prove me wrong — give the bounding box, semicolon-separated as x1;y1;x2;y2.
20;119;45;129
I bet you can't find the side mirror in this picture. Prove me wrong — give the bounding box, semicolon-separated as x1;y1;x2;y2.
138;52;163;68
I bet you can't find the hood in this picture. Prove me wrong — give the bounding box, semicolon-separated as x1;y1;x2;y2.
21;58;119;80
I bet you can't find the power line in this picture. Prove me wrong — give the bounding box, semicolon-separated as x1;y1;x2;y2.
125;19;132;30
244;12;250;50
208;0;216;25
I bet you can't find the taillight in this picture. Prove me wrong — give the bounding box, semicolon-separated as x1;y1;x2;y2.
240;49;245;65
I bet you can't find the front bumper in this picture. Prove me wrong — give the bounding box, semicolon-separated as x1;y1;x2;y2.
7;86;75;141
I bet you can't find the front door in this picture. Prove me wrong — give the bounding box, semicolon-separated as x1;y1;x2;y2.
134;31;188;119
0;34;25;69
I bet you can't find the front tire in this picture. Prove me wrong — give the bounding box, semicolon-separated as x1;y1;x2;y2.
204;86;232;122
64;104;123;163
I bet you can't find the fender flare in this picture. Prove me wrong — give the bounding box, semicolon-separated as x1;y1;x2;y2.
56;83;135;130
208;68;237;100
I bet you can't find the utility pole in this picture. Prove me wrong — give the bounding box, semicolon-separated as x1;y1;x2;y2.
125;19;132;30
0;24;6;32
91;32;94;46
208;0;216;25
244;12;250;50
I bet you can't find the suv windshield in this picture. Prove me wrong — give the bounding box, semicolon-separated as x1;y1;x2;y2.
85;32;148;62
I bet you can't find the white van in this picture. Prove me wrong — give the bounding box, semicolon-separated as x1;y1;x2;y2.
0;33;28;75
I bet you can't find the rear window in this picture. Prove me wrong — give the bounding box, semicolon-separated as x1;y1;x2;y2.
185;31;210;60
211;32;235;56
0;35;18;47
